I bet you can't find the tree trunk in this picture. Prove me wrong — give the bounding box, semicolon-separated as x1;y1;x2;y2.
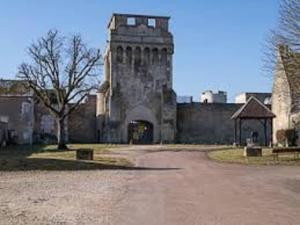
57;117;67;150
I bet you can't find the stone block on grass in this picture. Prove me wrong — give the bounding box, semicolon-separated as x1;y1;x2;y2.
76;149;94;160
244;147;262;157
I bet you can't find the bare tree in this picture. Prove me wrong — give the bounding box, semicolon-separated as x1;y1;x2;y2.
263;0;299;74
18;30;102;149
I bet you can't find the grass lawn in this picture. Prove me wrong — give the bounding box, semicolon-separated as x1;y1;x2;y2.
208;148;300;166
0;144;132;171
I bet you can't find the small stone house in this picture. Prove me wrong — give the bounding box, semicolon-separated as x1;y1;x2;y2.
0;80;67;144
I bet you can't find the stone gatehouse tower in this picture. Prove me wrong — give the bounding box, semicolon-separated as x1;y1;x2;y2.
97;14;177;144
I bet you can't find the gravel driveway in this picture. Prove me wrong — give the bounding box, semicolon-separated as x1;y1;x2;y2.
0;145;299;225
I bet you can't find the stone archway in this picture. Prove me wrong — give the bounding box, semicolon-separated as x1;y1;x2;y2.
128;120;153;144
123;105;160;143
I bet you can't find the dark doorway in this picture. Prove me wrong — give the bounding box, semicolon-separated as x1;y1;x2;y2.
128;120;153;144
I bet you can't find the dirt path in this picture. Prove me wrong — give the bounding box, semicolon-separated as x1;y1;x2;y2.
0;145;299;225
113;146;300;225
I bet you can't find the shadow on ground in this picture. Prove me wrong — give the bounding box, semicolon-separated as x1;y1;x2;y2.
0;145;181;172
0;158;182;171
137;147;231;154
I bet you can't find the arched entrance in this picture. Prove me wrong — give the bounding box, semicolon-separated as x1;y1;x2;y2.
128;120;153;144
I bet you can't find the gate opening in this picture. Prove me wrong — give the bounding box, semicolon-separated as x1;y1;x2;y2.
128;120;153;144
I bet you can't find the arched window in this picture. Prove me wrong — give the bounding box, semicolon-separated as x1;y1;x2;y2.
161;48;168;64
144;47;150;65
126;47;132;64
134;47;142;65
152;48;159;64
117;46;123;63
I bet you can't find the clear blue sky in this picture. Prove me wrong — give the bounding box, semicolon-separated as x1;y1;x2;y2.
0;0;279;102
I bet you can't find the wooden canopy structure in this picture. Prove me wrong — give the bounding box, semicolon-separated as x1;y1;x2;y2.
231;96;276;146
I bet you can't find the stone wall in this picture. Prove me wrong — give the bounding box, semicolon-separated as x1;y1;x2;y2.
272;46;300;144
0;96;34;144
272;58;291;142
161;88;177;143
33;99;58;144
177;103;272;145
68;95;97;143
0;121;8;146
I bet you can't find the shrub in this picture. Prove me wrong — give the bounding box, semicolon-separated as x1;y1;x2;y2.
276;129;286;146
285;129;298;146
276;129;298;146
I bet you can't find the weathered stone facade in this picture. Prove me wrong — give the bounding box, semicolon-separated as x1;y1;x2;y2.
68;95;97;143
97;14;176;144
177;103;272;145
0;96;34;144
0;120;8;147
272;45;300;144
0;80;67;145
33;99;59;144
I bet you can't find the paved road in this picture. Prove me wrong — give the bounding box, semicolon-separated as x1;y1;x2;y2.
0;145;299;225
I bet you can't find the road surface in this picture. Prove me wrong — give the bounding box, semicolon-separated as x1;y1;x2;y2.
0;145;299;225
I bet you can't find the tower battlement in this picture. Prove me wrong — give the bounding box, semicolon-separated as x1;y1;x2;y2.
108;13;170;32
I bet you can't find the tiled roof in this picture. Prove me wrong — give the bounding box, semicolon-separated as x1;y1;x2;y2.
231;96;276;119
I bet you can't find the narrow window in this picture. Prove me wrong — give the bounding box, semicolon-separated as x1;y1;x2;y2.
144;47;150;65
161;48;168;64
126;47;132;64
117;46;123;63
148;18;156;27
127;17;136;26
135;47;142;65
152;48;159;64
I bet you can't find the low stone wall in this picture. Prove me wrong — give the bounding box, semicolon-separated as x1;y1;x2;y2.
177;103;272;145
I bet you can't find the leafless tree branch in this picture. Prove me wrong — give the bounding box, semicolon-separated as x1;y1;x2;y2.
263;0;300;76
17;30;102;149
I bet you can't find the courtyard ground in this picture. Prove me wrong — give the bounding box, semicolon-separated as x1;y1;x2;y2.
0;144;132;171
0;145;299;225
209;148;300;166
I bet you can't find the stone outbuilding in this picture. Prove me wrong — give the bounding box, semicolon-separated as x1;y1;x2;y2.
0;80;34;144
